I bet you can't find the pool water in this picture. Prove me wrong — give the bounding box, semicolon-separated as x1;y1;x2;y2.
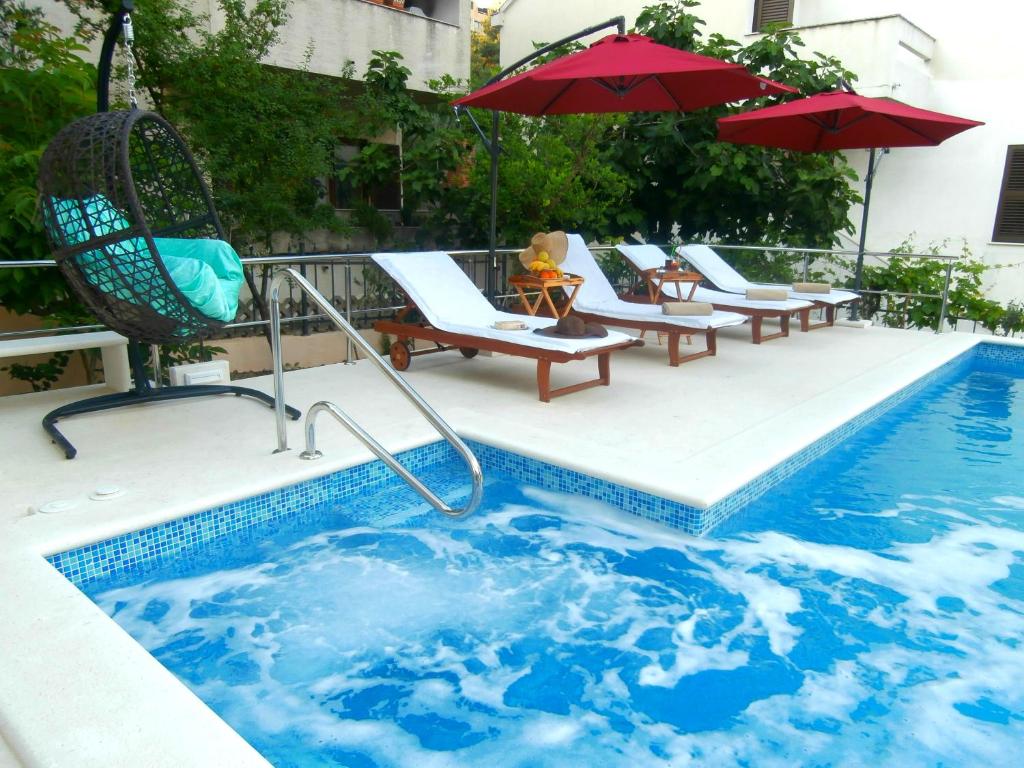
91;357;1024;767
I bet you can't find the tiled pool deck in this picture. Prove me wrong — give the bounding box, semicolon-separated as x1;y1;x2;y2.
0;323;1016;767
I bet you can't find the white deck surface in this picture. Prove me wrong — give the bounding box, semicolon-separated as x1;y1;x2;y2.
0;323;998;767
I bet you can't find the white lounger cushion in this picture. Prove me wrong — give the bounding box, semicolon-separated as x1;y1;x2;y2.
371;251;633;354
676;244;859;305
615;244;813;312
563;236;746;329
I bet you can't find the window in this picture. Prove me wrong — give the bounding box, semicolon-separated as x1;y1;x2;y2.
993;146;1024;243
753;0;793;32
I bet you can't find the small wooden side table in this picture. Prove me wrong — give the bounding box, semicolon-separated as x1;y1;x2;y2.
508;274;585;318
641;268;702;303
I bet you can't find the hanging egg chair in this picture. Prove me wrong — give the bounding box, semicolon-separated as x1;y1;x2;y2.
36;4;298;458
40;109;237;343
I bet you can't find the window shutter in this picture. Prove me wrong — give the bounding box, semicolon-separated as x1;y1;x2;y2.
753;0;794;31
993;146;1024;243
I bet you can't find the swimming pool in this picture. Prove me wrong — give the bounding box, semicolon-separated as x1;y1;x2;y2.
72;344;1024;765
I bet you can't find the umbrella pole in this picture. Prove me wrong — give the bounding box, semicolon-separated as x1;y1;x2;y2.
851;146;876;321
487;111;500;298
474;15;627;299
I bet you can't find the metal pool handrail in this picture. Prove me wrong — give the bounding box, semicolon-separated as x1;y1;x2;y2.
268;268;483;519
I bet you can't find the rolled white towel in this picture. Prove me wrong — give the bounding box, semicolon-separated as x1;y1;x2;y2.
746;287;788;301
792;281;831;294
662;301;714;316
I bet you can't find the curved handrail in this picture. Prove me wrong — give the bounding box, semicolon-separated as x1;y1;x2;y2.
269;268;483;518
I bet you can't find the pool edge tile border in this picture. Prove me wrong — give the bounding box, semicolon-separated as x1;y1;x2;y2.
49;342;1024;586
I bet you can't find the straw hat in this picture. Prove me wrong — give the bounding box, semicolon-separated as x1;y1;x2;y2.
518;230;569;269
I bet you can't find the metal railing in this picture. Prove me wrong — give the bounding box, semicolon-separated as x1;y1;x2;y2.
268;267;483;519
0;241;965;344
707;242;957;332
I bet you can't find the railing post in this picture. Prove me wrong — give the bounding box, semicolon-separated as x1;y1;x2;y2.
801;251;809;282
937;260;954;334
270;273;289;452
299;243;310;337
344;261;356;365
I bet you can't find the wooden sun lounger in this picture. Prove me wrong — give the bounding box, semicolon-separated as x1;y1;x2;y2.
624;268;810;345
568;309;717;366
374;303;643;403
673;244;860;333
800;302;839;332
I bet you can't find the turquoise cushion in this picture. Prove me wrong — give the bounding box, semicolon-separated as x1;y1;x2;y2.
154;238;243;322
50;194;131;244
49;195;243;323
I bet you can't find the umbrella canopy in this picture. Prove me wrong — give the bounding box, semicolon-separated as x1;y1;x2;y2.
716;90;983;150
453;33;795;115
716;89;984;320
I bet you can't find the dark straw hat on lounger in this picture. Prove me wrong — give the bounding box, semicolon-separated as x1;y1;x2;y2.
534;314;608;338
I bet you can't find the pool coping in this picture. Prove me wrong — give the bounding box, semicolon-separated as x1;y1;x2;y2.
48;339;1024;595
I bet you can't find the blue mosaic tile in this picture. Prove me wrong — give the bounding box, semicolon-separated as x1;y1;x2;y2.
49;342;1020;588
973;340;1024;366
48;440;457;589
466;440;707;534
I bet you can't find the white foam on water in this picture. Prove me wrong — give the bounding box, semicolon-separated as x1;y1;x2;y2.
520;716;583;746
92;477;1024;768
992;495;1024;510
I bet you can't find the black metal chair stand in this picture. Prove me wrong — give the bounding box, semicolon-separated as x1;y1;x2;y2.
37;110;300;459
42;342;300;459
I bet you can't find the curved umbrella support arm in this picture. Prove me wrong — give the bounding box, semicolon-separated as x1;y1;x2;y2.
484;16;627;87
453;15;625;298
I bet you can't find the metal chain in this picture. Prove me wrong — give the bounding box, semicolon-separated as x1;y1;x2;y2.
122;12;138;109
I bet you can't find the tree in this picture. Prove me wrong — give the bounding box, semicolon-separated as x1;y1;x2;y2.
61;0;355;252
470;11;500;88
607;1;861;281
0;1;96;317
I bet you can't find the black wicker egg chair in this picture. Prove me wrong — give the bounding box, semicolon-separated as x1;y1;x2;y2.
37;109;300;459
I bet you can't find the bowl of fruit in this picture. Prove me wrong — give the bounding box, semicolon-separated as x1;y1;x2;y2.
527;254;564;280
519;230;568;279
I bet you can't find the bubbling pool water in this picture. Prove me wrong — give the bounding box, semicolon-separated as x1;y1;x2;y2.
93;366;1024;767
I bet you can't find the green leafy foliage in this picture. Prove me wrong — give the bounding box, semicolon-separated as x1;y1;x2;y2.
1;349;71;391
150;341;227;383
857;238;1007;331
0;2;95;316
995;301;1024;337
610;0;861;283
427;110;634;248
470;11;500;88
144;1;351;250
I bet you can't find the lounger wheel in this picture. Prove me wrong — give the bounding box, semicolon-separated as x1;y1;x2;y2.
390;340;412;371
459;347;479;359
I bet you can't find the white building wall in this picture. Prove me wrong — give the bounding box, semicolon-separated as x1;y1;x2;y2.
495;0;1024;303
38;0;469;96
207;0;470;93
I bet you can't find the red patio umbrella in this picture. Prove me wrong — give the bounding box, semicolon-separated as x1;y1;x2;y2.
453;27;795;294
716;89;984;315
454;33;795;115
716;90;982;150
